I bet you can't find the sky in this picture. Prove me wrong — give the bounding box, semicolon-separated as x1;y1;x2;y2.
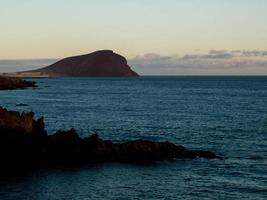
0;0;267;75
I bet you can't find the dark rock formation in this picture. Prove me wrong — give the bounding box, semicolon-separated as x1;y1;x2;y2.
0;76;36;90
0;107;221;174
16;103;29;107
0;107;46;136
30;50;139;77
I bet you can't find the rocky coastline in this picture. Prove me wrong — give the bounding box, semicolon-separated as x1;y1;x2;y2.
0;107;221;174
0;76;36;90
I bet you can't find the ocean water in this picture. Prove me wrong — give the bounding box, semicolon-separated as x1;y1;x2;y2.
0;76;266;199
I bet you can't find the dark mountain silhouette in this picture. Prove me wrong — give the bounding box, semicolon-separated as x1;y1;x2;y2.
31;50;139;77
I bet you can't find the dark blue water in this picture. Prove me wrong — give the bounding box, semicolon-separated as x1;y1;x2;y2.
0;76;266;199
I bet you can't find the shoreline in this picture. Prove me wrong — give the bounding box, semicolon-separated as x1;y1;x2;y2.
0;107;221;175
0;75;36;90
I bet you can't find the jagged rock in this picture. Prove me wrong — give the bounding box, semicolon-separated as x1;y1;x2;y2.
81;134;221;162
0;76;36;90
0;107;221;174
0;107;46;136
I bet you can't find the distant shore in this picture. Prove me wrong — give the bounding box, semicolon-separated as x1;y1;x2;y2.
0;75;36;90
1;72;52;78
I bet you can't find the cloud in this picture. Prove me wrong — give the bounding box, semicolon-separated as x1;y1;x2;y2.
184;50;233;60
131;53;173;62
231;50;267;57
182;50;233;60
181;50;267;60
129;50;267;75
207;50;233;59
130;54;178;70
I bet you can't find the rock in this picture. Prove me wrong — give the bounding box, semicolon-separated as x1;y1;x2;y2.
0;107;47;173
0;107;221;174
49;128;81;144
29;50;139;77
0;76;36;90
0;107;46;136
16;103;29;107
81;136;221;162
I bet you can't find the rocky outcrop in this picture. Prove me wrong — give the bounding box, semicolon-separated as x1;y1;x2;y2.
29;50;139;77
16;103;29;107
0;107;46;136
0;76;36;90
0;107;221;174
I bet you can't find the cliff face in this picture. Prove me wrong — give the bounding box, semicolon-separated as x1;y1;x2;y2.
33;50;139;77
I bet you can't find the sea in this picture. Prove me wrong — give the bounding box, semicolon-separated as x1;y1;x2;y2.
0;76;266;200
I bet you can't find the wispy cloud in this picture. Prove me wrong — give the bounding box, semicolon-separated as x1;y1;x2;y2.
231;50;267;57
129;50;267;75
182;50;233;60
182;50;267;60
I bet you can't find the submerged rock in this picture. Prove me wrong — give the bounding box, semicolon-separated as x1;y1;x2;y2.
0;107;221;174
0;76;36;90
16;103;29;107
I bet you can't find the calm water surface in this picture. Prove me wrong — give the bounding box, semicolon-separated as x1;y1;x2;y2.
0;76;266;199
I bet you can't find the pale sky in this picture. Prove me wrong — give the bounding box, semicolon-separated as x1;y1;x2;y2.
1;0;267;74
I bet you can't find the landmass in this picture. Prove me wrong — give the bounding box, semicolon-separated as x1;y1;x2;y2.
8;50;139;77
0;107;221;174
0;76;36;90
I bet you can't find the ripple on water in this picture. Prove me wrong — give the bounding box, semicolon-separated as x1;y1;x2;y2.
0;76;267;199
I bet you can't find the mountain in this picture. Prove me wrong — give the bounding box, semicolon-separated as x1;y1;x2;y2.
30;50;139;77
